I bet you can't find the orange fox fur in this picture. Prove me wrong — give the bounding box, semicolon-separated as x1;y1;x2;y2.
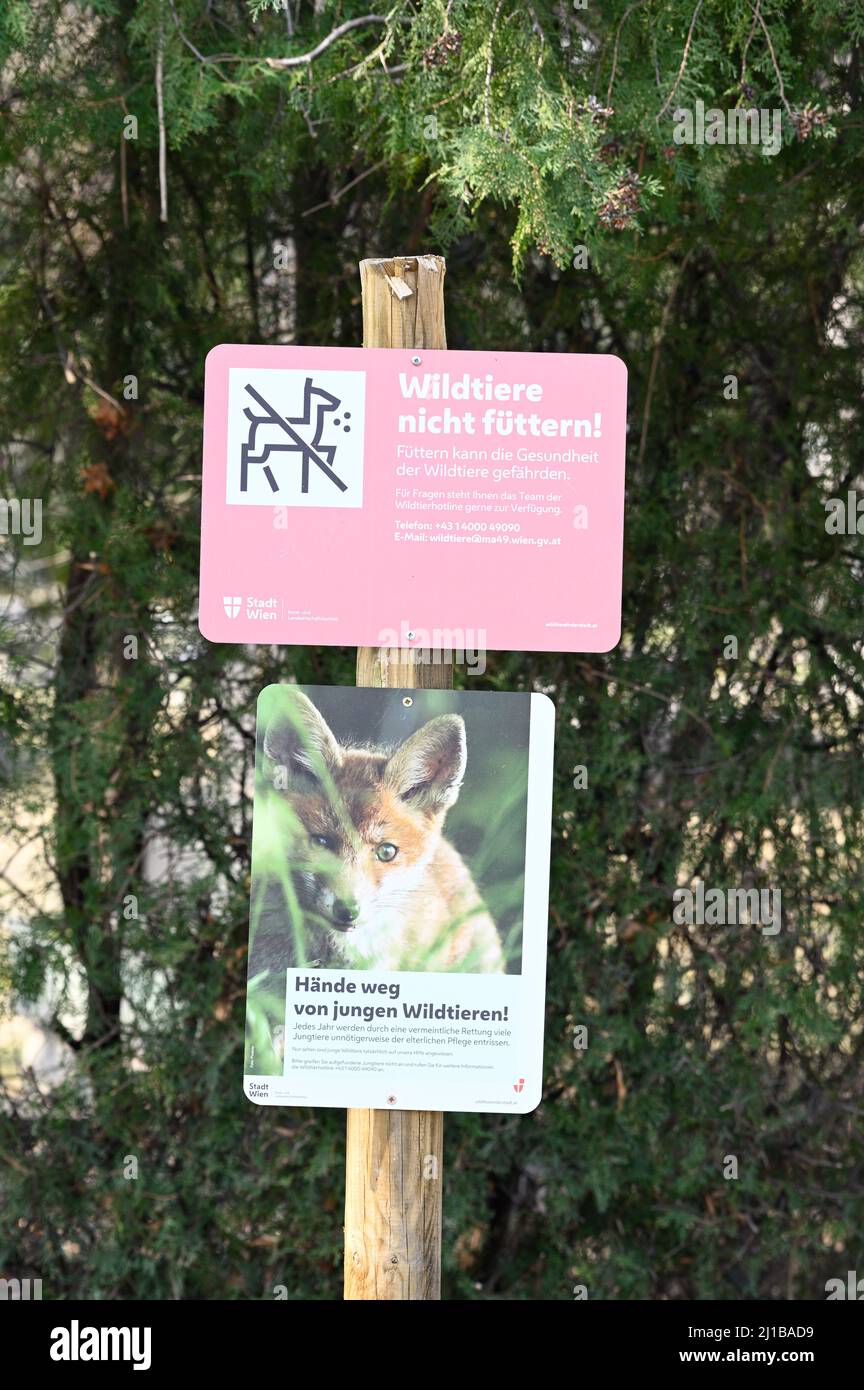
249;691;504;974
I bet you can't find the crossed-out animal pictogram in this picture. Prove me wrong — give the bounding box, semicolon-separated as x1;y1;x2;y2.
239;377;352;495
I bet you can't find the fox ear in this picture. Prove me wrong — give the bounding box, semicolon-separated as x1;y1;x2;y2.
384;714;466;814
263;691;342;786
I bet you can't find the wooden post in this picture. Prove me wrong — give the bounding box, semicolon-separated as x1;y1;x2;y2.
343;255;448;1300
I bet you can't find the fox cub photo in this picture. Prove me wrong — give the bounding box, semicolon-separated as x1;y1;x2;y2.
249;689;508;976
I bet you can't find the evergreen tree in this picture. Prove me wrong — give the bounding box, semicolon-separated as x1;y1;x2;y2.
0;1;861;1298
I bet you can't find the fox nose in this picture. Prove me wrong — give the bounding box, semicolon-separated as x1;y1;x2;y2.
333;899;360;926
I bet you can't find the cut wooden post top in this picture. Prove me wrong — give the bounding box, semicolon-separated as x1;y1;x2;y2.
359;254;447;351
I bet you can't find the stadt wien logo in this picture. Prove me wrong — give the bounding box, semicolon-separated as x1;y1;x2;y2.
226;367;365;508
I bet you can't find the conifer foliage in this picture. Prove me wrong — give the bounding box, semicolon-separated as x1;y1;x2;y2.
0;2;862;1298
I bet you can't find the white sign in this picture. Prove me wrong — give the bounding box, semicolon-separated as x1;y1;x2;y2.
242;684;554;1114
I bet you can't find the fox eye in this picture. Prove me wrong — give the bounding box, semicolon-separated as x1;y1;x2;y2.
310;833;334;850
375;842;398;863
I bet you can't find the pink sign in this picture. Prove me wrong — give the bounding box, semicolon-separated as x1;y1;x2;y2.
199;345;627;652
